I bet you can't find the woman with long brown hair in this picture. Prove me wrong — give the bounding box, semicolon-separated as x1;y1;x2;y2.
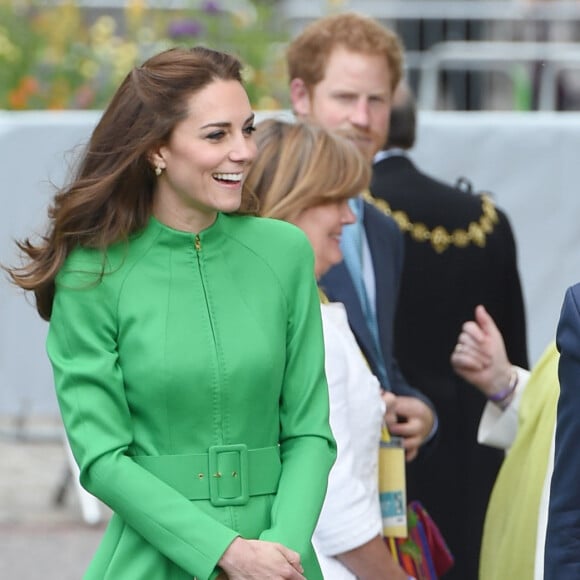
6;48;336;580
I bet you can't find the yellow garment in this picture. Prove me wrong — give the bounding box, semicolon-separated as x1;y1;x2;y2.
479;342;559;580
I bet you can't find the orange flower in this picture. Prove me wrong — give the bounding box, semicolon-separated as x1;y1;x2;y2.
8;88;27;110
20;76;40;95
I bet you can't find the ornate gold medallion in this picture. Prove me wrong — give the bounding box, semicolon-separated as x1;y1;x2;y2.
362;190;499;254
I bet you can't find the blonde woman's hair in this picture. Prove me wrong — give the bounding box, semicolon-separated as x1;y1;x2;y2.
247;118;370;222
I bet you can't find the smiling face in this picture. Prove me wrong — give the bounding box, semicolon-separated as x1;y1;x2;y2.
292;199;356;279
151;79;256;232
291;47;392;162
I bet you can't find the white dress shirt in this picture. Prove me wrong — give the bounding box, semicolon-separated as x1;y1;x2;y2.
313;302;385;579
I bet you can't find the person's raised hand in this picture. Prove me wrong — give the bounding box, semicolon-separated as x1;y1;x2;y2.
451;304;513;397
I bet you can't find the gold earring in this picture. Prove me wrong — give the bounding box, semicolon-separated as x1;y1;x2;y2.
155;166;163;177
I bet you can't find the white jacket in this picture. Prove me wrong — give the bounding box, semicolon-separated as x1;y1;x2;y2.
313;302;385;579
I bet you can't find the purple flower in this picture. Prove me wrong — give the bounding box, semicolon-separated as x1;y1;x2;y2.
168;19;204;39
202;1;222;15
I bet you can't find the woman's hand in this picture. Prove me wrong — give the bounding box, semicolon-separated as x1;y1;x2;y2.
451;304;513;398
381;391;433;461
218;537;305;580
336;534;409;580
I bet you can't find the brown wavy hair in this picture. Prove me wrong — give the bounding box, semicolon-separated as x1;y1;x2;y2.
6;46;256;321
246;118;370;222
286;12;404;95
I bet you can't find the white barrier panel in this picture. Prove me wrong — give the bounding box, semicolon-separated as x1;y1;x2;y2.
0;112;101;416
1;111;579;414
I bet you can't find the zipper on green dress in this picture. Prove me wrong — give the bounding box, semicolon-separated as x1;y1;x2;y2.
192;231;224;436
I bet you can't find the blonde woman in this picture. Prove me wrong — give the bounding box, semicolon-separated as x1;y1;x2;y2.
246;118;411;580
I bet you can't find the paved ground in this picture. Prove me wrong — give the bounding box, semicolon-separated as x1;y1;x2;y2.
0;416;109;579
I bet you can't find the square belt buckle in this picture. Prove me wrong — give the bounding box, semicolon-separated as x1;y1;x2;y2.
208;444;249;507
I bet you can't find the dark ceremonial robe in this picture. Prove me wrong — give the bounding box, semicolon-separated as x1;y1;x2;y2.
371;153;528;580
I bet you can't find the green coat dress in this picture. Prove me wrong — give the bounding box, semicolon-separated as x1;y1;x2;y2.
47;213;336;580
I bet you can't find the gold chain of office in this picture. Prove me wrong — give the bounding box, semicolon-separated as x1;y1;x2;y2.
361;190;499;254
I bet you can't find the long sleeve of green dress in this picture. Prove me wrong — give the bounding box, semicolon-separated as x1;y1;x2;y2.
47;213;336;580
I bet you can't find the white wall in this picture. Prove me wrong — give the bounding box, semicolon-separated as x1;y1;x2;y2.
1;111;579;415
0;112;101;415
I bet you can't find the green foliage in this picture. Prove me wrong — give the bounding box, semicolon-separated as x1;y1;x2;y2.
0;0;289;110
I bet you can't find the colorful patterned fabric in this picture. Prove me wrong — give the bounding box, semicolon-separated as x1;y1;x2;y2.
387;501;454;580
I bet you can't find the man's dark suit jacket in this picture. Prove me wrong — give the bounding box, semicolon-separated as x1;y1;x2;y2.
319;200;434;407
371;153;529;580
545;283;580;579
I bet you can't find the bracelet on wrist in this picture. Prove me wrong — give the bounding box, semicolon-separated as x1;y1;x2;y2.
488;367;518;405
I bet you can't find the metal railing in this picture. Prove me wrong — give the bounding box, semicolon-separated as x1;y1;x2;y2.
282;1;580;24
282;0;580;110
417;41;580;110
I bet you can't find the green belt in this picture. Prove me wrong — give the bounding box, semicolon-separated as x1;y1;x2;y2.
133;443;281;507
